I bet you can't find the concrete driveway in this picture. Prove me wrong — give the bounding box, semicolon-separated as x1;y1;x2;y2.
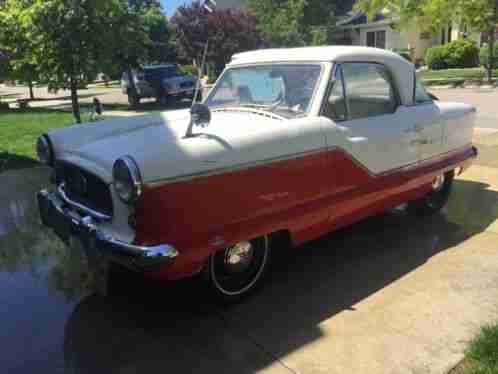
1;134;498;374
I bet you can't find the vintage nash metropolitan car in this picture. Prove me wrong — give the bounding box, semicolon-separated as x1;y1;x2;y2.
37;46;477;301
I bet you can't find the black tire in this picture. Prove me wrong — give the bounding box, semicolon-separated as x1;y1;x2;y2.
157;95;170;106
408;170;454;216
128;93;140;108
203;235;271;303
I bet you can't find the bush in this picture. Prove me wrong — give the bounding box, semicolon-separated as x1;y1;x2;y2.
480;42;497;67
179;64;198;77
426;39;479;70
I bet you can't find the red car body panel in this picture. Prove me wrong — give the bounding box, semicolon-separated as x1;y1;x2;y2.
134;145;477;280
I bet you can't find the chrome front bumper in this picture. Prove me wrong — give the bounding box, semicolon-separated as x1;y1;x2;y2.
37;190;178;271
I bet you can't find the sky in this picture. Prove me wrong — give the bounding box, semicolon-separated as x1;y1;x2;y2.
161;0;193;16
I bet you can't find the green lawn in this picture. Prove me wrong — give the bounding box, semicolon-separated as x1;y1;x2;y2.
0;108;74;172
450;323;498;374
418;68;498;86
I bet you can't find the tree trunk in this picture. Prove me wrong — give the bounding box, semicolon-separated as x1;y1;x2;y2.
28;80;35;100
70;77;81;124
488;0;498;83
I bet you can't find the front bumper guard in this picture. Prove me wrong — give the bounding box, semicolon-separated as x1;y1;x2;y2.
37;190;178;271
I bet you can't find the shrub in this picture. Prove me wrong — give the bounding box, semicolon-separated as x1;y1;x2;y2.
426;39;479;70
426;45;447;70
179;64;198;77
480;42;498;67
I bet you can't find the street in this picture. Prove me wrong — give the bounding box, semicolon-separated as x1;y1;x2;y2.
1;87;498;373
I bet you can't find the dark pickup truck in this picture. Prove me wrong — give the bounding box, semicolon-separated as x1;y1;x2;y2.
121;64;197;106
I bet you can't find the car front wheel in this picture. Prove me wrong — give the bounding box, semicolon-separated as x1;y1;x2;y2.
204;236;271;303
408;170;454;216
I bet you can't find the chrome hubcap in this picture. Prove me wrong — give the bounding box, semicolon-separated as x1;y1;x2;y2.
223;241;254;274
432;174;445;191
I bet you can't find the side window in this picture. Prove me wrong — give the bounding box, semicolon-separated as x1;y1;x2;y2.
341;63;398;120
323;66;347;121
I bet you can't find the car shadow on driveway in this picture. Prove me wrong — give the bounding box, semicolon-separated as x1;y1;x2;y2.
57;178;497;374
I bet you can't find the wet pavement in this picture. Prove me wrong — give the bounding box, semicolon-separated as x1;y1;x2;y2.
2;134;498;373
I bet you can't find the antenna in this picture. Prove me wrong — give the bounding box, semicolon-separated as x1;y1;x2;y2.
191;40;209;106
191;0;216;106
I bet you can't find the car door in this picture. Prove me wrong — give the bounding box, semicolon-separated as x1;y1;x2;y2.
322;62;419;175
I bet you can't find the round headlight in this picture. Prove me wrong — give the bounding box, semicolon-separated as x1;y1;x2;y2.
113;156;143;204
36;135;54;165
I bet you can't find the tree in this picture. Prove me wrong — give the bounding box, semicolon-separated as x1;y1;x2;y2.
0;0;128;123
0;0;161;122
356;0;498;82
246;0;338;47
172;2;260;75
144;6;176;64
0;2;39;100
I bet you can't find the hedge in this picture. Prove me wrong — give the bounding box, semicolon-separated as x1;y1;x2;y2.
480;42;497;67
426;39;479;70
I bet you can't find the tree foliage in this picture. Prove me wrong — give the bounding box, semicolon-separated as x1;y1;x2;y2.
246;0;339;47
355;0;498;80
172;1;260;75
0;0;173;120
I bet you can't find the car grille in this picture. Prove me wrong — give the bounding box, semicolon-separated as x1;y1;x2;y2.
180;81;194;88
55;163;113;217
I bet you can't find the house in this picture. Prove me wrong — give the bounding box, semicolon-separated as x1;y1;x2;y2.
332;9;482;63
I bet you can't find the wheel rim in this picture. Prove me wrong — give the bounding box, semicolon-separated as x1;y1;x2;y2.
432;174;445;192
210;237;269;296
427;173;448;209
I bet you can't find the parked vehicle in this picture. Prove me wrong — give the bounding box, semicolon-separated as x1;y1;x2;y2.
121;64;196;107
37;46;477;302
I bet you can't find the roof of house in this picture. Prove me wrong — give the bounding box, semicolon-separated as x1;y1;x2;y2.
229;46;416;105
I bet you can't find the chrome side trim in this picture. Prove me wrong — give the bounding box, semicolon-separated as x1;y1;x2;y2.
146;144;476;188
146;148;327;187
57;183;112;221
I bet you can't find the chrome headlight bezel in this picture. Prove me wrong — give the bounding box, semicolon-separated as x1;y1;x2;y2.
36;134;54;166
112;156;143;204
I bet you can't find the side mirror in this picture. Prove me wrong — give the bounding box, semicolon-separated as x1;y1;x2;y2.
184;103;211;138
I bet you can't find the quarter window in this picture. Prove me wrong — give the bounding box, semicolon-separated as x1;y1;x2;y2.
341;63;398;120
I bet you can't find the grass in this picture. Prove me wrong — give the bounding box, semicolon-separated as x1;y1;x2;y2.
0;108;74;172
450;323;498;374
417;68;498;86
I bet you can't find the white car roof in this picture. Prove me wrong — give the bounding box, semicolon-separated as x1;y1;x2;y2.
229;46;416;105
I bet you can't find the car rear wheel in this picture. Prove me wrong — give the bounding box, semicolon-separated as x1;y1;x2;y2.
128;93;140;108
204;236;271;303
408;170;454;216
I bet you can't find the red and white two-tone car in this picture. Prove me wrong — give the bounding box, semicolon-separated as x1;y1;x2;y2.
37;46;477;301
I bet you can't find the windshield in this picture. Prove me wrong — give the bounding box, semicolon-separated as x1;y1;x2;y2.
205;64;322;118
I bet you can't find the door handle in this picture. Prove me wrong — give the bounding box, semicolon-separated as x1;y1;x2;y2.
410;139;430;146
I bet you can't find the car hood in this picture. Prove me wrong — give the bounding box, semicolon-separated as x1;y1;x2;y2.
48;109;285;184
163;75;196;86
